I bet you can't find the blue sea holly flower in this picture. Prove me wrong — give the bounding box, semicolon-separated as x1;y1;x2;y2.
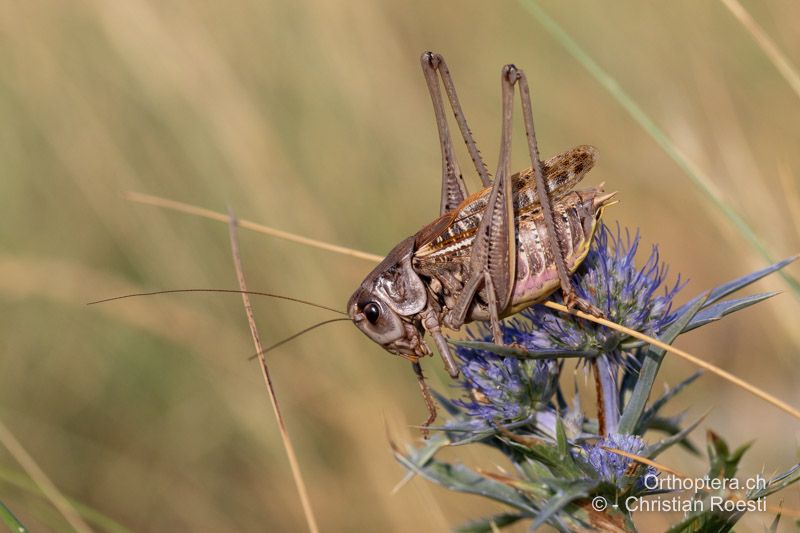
451;349;560;432
506;224;684;367
582;433;656;490
451;224;682;431
398;224;798;531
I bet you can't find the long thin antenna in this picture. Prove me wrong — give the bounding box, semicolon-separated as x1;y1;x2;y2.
248;318;351;360
128;191;800;422
87;288;345;315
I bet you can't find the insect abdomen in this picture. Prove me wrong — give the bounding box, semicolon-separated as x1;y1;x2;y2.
505;188;607;315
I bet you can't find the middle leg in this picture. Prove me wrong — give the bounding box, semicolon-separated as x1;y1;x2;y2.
446;65;519;341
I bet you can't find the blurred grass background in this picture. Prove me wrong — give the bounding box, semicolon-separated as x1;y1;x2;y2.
1;0;799;531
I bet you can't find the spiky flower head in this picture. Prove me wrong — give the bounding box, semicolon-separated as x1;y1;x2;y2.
505;224;684;367
397;224;798;532
452;224;683;429
582;433;656;490
452;353;559;431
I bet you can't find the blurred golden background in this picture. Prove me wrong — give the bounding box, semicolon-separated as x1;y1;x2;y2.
1;0;799;531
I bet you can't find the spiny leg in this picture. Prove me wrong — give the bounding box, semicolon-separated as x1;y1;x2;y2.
516;71;602;316
483;271;504;343
420;51;492;379
422;52;492;188
412;361;436;437
421;52;491;216
515;69;606;430
421;52;468;214
447;65;518;343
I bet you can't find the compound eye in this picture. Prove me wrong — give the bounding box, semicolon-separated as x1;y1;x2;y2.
363;302;380;324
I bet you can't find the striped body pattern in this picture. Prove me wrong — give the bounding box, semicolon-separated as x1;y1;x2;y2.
347;53;618;429
413;145;610;321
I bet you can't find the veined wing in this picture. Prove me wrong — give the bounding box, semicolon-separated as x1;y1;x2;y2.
413;144;598;264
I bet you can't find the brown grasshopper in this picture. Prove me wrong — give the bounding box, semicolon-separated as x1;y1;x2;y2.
348;52;616;428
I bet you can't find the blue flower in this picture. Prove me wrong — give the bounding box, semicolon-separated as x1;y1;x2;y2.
402;223;797;531
507;224;684;367
451;223;683;430
452;350;559;431
582;433;656;490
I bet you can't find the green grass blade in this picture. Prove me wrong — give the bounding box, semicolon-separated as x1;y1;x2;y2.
518;0;800;298
0;467;132;533
0;500;27;533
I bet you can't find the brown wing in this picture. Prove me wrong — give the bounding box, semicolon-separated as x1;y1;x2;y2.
413;144;598;269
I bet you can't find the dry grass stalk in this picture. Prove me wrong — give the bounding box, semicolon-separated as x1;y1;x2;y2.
226;210;320;533
132;191;800;423
0;418;93;533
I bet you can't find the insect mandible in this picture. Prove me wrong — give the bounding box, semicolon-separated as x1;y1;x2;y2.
348;52;616;428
